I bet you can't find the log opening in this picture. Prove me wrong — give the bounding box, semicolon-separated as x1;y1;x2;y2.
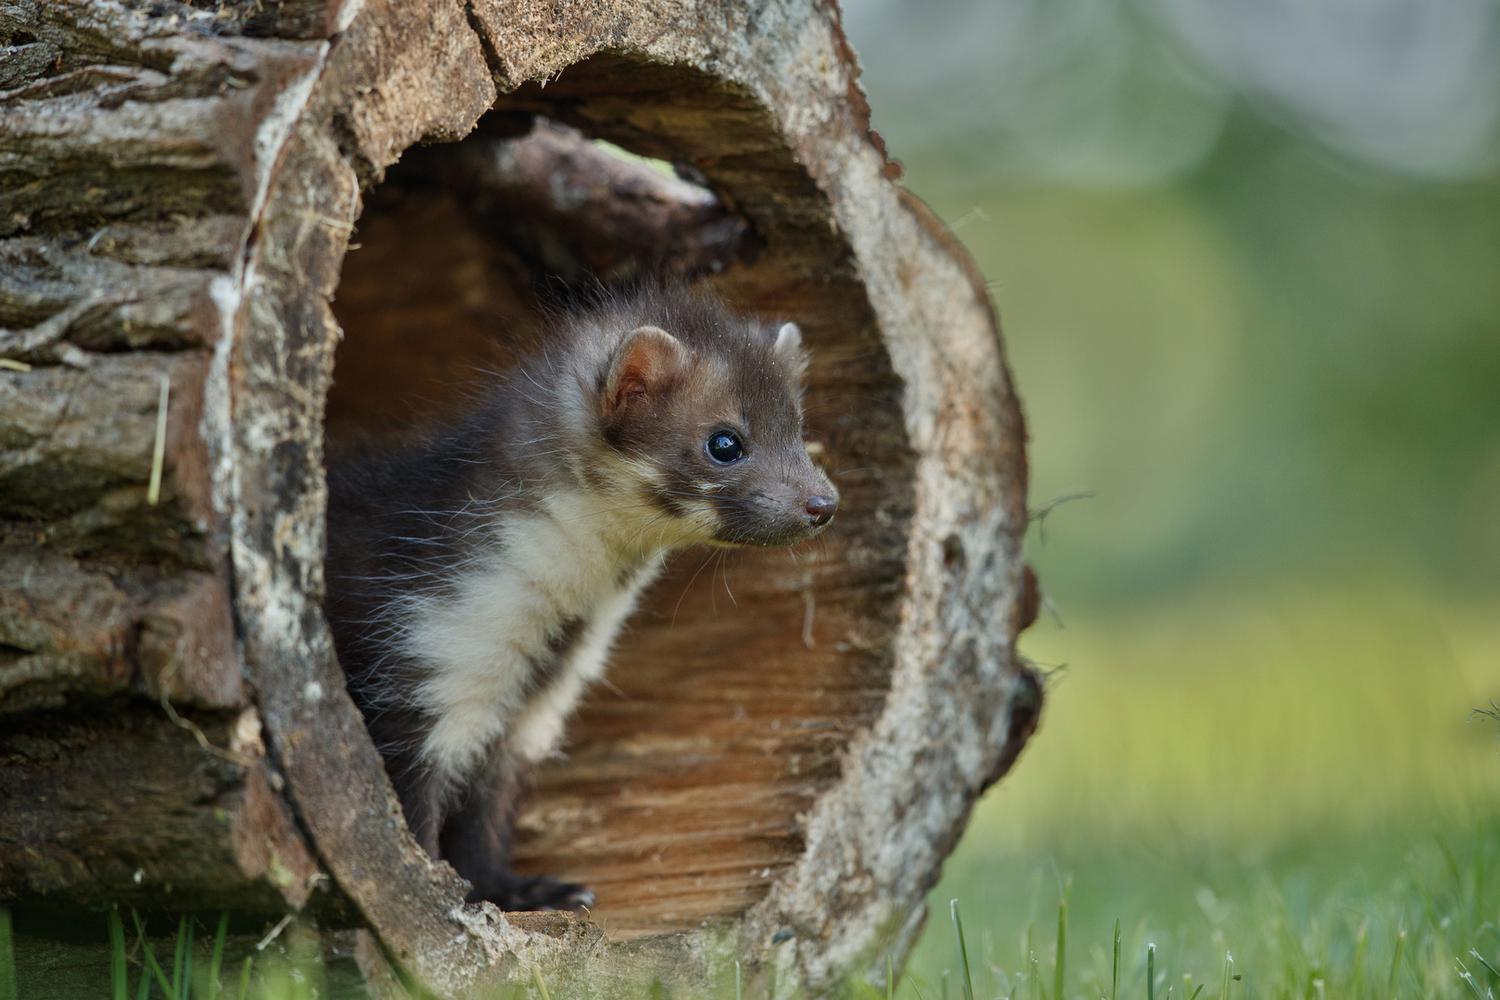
326;75;916;938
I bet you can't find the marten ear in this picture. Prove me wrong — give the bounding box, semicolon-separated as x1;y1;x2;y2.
773;321;808;378
603;325;689;417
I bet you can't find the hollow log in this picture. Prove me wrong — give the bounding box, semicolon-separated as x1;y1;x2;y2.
0;0;1040;995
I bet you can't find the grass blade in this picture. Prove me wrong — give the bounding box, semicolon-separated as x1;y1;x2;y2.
949;900;975;1000
146;372;170;506
170;915;186;999
208;913;229;1000
1053;899;1067;1000
1351;920;1369;998
1147;943;1156;1000
1387;929;1406;997
1021;922;1032;1000
109;909;128;1000
235;958;252;1000
180;918;194;1000
735;959;742;1000
1189;986;1204;1000
532;965;553;1000
1110;918;1121;1000
1219;952;1233;1000
1457;958;1486;1000
0;907;17;1000
887;953;896;1000
131;910;176;1000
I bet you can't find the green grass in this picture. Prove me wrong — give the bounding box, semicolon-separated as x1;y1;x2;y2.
903;821;1498;998
902;584;1500;999
87;910;268;1000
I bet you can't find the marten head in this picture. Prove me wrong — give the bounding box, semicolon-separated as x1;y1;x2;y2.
582;287;838;549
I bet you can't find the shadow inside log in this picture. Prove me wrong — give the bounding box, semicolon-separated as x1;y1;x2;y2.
325;115;754;440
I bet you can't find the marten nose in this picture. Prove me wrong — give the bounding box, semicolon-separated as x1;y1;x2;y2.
805;495;838;527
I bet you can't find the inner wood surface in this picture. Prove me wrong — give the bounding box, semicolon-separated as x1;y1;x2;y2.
329;73;912;937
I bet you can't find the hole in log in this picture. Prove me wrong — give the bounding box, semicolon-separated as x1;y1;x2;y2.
327;57;913;940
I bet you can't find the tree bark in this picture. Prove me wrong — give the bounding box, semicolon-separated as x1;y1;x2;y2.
0;1;1040;996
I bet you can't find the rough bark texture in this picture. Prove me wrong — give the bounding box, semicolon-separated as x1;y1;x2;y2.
0;0;1039;996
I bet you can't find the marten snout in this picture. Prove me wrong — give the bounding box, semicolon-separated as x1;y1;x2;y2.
805;494;838;527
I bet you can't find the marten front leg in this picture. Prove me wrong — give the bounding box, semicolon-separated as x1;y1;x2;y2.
371;713;447;858
440;747;595;911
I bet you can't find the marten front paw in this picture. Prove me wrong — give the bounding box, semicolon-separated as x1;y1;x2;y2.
468;874;595;912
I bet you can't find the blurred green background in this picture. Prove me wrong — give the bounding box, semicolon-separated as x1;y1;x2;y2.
841;0;1500;996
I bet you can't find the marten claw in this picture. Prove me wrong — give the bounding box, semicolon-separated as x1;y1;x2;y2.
469;874;595;912
555;883;596;911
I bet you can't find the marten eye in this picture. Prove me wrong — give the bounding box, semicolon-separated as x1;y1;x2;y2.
706;430;744;464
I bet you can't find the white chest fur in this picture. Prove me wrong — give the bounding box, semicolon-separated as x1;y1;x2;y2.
402;490;666;788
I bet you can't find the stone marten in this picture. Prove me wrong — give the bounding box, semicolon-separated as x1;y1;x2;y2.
324;284;838;910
